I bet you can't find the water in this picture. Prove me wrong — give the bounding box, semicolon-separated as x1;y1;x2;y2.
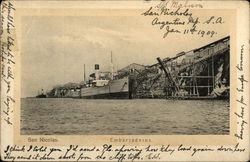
21;98;230;135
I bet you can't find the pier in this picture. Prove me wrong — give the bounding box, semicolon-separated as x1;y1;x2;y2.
130;36;230;99
46;36;230;100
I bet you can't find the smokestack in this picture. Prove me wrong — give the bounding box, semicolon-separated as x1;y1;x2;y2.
94;64;100;80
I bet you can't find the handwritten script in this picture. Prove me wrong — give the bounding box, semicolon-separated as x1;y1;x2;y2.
0;1;248;161
235;44;248;140
1;1;16;125
141;1;224;38
3;143;246;162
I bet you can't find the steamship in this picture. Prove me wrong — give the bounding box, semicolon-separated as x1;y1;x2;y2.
80;53;130;99
80;77;129;99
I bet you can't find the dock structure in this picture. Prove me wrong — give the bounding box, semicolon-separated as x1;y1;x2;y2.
46;83;81;98
46;36;230;100
131;36;230;99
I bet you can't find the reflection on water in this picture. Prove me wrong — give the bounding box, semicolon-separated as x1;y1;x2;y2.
21;98;229;135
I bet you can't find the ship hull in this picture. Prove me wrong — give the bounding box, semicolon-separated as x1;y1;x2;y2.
36;94;46;98
81;77;129;99
81;91;129;99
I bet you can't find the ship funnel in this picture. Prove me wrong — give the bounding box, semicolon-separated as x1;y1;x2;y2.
94;64;100;80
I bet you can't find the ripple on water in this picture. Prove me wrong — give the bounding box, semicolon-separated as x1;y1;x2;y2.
21;98;230;135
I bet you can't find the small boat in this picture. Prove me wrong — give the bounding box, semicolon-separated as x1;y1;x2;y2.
36;89;47;98
36;94;47;98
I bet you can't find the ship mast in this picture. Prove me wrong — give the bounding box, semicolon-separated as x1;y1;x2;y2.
110;51;114;80
84;64;86;82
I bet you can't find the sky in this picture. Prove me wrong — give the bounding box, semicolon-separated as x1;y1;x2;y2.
21;13;231;97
